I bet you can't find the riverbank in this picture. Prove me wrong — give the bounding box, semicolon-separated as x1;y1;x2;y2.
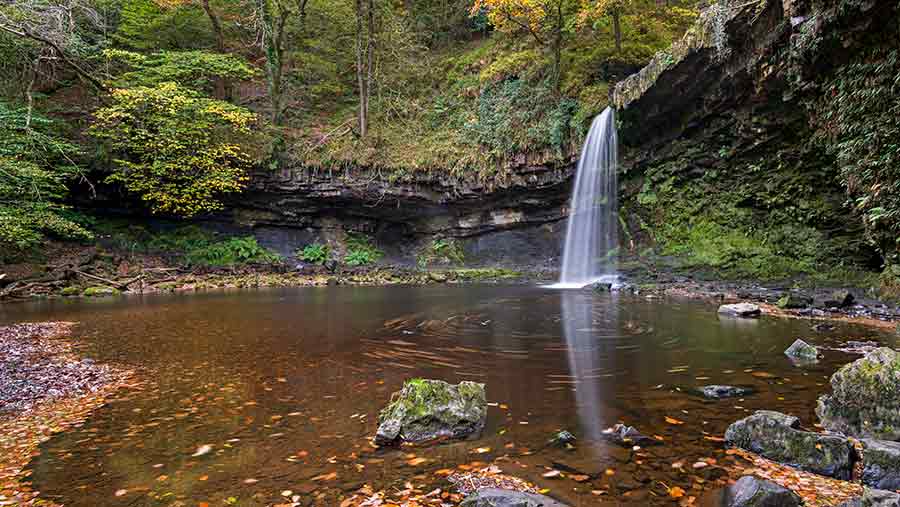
0;322;139;506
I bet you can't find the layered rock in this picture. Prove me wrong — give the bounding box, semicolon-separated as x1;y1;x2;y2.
375;379;487;445
817;348;900;441
725;411;855;479
861;439;900;490
460;488;569;507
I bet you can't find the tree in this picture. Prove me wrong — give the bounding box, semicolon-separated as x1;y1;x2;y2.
579;0;631;52
354;0;374;136
256;0;309;125
89;82;257;216
103;48;257;94
471;0;576;91
0;101;92;254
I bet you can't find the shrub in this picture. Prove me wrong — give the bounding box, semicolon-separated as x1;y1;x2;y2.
298;243;330;264
417;238;465;267
185;236;281;267
344;234;383;266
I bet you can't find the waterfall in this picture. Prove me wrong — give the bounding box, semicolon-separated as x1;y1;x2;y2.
553;107;619;288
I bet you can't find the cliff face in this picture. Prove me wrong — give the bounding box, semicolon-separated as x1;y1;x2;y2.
607;0;897;278
230;161;577;266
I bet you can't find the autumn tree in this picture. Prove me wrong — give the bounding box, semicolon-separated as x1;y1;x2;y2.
355;0;374;136
471;0;578;91
579;0;631;52
256;0;310;125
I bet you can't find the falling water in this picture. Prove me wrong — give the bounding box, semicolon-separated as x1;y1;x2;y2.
553;107;619;288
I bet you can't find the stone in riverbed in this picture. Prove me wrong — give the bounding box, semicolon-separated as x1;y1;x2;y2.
722;476;802;507
777;293;813;309
825;290;856;309
724;410;855;479
601;423;661;447
861;439;900;490
375;378;487;446
694;385;756;399
460;488;569;507
718;303;762;318
784;339;819;362
816;348;900;441
838;489;900;507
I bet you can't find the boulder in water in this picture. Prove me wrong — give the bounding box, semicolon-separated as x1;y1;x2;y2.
838;489;900;507
460;488;569;507
694;385;755;399
825;290;856;309
548;430;576;447
861;439;900;490
375;378;487;446
722;476;802;507
718;303;762;318
816;348;900;440
784;339;819;362
725;410;855;479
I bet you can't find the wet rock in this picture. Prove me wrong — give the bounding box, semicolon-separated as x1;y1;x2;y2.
838;489;900;507
460;488;569;507
812;322;835;332
722;476;802;507
375;378;487;446
861;439;900;490
718;303;761;318
82;286;120;297
777;293;813;309
694;385;755;399
725;410;855;479
825;290;855;309
428;272;448;283
601;423;661;447
548;430;576;447
817;348;900;440
784;339;819;361
588;282;612;292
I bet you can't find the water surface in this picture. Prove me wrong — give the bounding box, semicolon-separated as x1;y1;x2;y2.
1;285;889;506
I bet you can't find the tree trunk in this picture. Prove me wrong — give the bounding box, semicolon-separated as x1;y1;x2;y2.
553;0;562;92
355;0;374;137
200;0;228;98
257;0;286;124
612;10;622;52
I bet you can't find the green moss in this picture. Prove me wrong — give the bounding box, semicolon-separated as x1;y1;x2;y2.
450;268;521;280
83;286;121;297
60;286;81;296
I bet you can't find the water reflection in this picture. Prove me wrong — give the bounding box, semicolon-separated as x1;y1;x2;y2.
561;290;618;450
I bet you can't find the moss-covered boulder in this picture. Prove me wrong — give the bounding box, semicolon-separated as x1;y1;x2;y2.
785;339;819;363
83;286;121;297
861;439;900;490
817;348;900;440
725;410;856;479
375;378;487;446
777;294;813;309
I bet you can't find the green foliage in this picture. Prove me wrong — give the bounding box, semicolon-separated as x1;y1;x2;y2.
344;233;383;266
815;49;900;262
298;243;330;264
104;49;257;93
0;102;92;255
418;238;466;267
112;0;214;51
89;82;257;216
185;236;282;267
464;78;578;160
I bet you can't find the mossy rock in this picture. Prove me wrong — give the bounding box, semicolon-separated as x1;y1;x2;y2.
861;439;900;490
725;410;855;479
60;286;81;296
777;293;813;309
817;348;900;440
82;286;121;297
785;339;819;361
375;378;487;446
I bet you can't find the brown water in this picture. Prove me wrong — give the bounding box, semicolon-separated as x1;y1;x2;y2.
1;285;891;506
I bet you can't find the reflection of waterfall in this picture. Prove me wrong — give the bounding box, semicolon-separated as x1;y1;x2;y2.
556;107;619;288
561;291;617;446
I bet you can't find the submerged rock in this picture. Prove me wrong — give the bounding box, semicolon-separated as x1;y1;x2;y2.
460;488;569;507
725;410;855;479
548;430;576;447
375;379;487;446
694;385;755;399
723;476;802;507
838;489;900;507
861;439;900;490
601;423;660;447
816;348;900;440
718;303;762;318
777;294;813;309
784;339;819;362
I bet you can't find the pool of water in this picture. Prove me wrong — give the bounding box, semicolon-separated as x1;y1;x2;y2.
1;285;890;506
